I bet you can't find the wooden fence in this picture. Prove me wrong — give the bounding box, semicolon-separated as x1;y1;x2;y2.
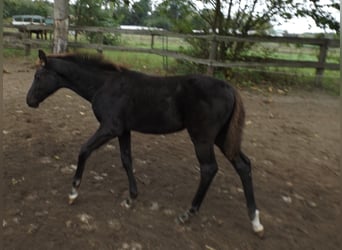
4;24;340;84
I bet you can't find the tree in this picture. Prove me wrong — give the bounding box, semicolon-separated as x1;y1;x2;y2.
111;0;151;25
4;0;53;19
72;0;116;27
294;0;340;32
130;0;152;25
53;0;68;53
70;0;119;44
194;0;339;36
184;0;339;67
149;0;197;32
112;1;132;25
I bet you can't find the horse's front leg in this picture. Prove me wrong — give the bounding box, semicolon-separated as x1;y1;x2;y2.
69;124;115;204
118;131;138;208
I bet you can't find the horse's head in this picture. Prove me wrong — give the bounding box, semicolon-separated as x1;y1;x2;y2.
26;50;63;108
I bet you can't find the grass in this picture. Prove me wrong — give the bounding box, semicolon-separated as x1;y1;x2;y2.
3;32;340;94
103;51;177;74
3;48;29;58
117;34;190;51
69;48;178;75
229;67;339;93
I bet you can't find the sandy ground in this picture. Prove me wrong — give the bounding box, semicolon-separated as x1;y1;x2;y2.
3;58;341;250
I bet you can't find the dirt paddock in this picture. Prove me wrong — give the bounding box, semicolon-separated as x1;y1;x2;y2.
3;58;341;250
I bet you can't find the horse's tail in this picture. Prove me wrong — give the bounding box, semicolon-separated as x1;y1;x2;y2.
222;87;245;161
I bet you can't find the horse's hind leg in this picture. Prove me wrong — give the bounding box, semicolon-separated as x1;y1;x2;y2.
118;131;138;208
178;142;218;223
231;151;264;237
69;124;115;204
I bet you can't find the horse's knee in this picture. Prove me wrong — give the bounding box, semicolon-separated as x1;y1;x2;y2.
121;155;130;166
121;154;132;168
79;145;88;156
200;163;218;179
240;152;251;165
78;145;91;162
232;153;251;176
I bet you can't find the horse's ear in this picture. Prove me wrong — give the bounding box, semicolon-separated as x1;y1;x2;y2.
38;49;47;67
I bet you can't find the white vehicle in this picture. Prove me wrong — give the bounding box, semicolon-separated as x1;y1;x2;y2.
12;15;45;26
12;15;48;39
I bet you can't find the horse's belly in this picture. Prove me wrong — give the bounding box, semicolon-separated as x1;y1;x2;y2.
130;111;184;134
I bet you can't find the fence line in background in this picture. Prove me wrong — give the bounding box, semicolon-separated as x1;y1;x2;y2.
3;24;340;85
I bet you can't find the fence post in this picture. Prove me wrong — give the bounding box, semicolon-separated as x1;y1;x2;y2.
315;39;328;86
96;32;104;54
162;34;169;71
24;43;31;56
151;34;155;49
207;35;217;76
23;26;31;56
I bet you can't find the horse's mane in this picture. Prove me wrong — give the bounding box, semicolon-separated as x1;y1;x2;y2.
48;53;126;72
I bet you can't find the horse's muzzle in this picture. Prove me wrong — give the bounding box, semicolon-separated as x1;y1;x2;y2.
27;102;39;108
26;96;39;108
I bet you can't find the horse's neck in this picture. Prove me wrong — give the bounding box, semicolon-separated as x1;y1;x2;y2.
64;68;107;102
51;58;109;102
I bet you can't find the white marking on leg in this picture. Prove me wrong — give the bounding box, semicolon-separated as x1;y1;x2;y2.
120;198;132;209
251;209;264;234
68;187;78;204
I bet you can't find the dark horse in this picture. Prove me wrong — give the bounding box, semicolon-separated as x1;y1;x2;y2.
26;50;264;236
18;26;47;40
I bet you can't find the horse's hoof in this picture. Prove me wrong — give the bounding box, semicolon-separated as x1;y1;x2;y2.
254;228;265;239
176;210;194;224
176;213;189;224
68;189;78;205
68;195;77;205
120;198;133;209
251;209;264;238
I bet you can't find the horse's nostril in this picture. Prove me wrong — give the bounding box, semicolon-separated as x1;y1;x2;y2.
28;102;39;108
27;98;39;108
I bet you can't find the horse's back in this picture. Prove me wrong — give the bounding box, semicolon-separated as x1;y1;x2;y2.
111;73;185;134
127;73;235;123
141;74;236;139
96;72;235;136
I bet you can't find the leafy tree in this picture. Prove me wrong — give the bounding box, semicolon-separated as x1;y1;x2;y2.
4;0;53;19
112;2;132;25
294;0;340;32
148;0;198;32
110;0;152;26
130;0;152;25
72;0;116;27
71;0;119;44
181;0;339;71
145;15;172;30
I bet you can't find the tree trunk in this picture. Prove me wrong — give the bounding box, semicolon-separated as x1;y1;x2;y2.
53;0;69;53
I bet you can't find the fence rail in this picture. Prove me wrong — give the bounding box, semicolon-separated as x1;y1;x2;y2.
4;24;340;84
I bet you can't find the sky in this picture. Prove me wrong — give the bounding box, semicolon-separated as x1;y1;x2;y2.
272;16;338;34
190;0;340;34
63;0;340;34
271;1;340;34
